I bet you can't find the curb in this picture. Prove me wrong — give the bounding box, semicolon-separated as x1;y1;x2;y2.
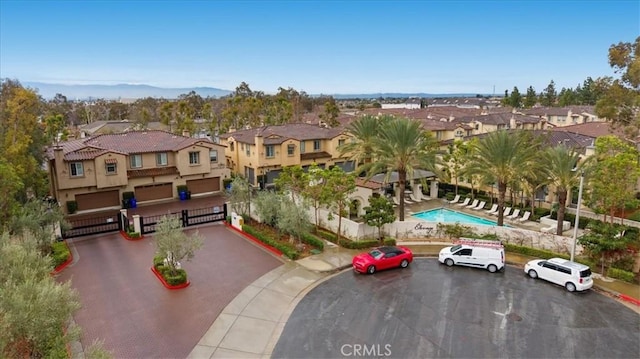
150;266;190;290
120;230;144;241
51;241;73;275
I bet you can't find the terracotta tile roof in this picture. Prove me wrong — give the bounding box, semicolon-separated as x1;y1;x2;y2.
219;123;346;145
300;151;332;160
355;177;384;190
127;166;179;178
553;122;622;138
46;131;213;162
453;113;541;126
521;106;596;117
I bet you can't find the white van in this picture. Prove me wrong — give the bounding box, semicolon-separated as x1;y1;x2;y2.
438;239;505;273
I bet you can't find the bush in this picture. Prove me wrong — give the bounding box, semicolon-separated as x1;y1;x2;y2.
66;200;77;214
122;191;135;200
243;224;300;260
607;267;637;283
504;243;570;260
50;241;70;267
316;229;337;243
163;268;188;286
301;233;324;251
153;255;165;269
383;237;397;246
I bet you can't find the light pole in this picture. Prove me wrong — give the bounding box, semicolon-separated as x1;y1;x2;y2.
570;170;584;262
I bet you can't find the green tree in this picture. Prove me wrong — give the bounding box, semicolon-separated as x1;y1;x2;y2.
319;97;340;127
465;130;538;226
253;190;282;227
558;87;578;106
323;167;356;240
507;86;523;108
524;86;537;108
443;139;472;195
276;197;312;245
0;232;80;358
543;144;583;235
596;37;640;137
339;114;388;167
586;135;640;223
228;176;251;218
359;117;439;221
539;80;557;106
274;165;307;202
44;114;68;146
363;195;395;241
154;215;203;276
301;164;330;230
579;222;639;276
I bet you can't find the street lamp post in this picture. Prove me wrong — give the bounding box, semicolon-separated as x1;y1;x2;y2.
570;171;584;262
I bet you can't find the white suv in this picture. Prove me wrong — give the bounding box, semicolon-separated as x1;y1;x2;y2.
524;258;593;292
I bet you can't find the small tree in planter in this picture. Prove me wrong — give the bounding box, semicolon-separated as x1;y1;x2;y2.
277;197;312;249
363;195;396;242
153;215;203;286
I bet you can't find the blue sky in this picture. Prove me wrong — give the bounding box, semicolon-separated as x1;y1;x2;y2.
1;0;638;95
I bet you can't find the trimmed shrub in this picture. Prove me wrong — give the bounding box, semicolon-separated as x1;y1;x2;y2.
301;233;324;251
243;224;300;260
50;241;70;267
383;237;397;246
66;200;78;214
164;268;188;286
607;267;637;283
504;243;570;260
316;229;338;243
153;255;165;269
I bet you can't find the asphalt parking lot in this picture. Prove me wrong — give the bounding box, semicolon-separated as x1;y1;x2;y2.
58;223;282;358
272;258;640;359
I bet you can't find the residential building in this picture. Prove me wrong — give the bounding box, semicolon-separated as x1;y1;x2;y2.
46;130;229;213
519;106;603;127
219;123;354;187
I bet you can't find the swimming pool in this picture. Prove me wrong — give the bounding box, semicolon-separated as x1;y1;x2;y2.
412;208;501;226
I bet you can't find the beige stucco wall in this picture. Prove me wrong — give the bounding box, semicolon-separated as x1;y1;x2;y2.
96;153;128;189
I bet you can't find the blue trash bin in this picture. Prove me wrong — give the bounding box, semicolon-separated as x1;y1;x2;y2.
179;191;187;200
130;198;137;208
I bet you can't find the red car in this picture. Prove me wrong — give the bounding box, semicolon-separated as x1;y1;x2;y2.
352;246;413;274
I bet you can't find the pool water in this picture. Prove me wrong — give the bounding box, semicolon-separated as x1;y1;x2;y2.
412;208;501;226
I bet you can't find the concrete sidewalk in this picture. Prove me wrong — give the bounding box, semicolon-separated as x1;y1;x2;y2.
188;240;640;358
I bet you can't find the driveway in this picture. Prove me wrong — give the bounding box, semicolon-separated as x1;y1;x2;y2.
58;223;282;358
273;259;640;358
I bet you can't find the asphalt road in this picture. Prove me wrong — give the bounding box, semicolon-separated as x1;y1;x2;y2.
273;258;640;359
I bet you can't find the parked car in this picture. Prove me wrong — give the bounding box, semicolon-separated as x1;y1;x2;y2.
524;258;593;292
352;246;413;274
438;239;505;273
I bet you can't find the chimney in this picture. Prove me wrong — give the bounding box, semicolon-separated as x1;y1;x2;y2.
182;130;190;137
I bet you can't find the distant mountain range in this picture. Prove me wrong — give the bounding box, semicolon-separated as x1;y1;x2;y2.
23;81;486;100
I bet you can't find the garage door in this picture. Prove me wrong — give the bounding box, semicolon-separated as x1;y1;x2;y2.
135;183;173;202
187;177;220;194
75;190;120;211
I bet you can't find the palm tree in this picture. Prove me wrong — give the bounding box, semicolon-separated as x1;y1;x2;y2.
339;114;390;169
544;144;582;235
466;130;538;226
359;117;439;221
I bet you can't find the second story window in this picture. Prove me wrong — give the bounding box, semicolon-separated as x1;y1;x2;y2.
313;140;321;151
209;149;218;163
287;144;295;156
156;152;168;166
70;162;84;177
338;139;345;147
245;144;250;156
130;154;142;168
300;141;306;154
265;145;275;158
189;151;200;165
230;142;235;152
105;162;117;175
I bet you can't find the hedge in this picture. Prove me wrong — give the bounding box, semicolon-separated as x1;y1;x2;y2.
242;224;300;260
301;233;324;251
316;228;396;249
607;267;636;283
50;241;71;267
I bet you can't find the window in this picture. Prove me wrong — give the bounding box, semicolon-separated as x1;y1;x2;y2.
189;151;200;165
338;139;345;147
156;152;168;166
300;141;306;153
70;162;84;177
287;144;295;156
130;154;142;168
209;149;218;163
313;140;321;151
245;144;250;156
265;145;275;158
230;142;234;152
455;248;472;256
106;163;117;175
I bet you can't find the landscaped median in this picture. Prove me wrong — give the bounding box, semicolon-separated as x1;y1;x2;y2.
151;255;190;289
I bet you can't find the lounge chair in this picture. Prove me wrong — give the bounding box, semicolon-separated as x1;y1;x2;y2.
472;201;486;210
409;193;422;203
516;211;531;223
485;204;498;214
456;198;471;207
392;196;400;206
448;194;460;204
506;209;521;220
466;199;479;209
493;207;512;217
